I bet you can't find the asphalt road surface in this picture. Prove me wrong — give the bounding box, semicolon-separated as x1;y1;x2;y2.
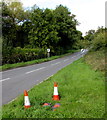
1;49;88;105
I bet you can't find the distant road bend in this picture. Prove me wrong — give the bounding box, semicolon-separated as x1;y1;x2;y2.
1;49;88;105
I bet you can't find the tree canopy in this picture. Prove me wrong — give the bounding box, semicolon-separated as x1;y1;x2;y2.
2;2;82;55
2;1;105;64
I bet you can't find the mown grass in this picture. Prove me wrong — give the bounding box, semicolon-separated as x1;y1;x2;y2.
2;57;105;118
0;107;2;120
0;50;78;71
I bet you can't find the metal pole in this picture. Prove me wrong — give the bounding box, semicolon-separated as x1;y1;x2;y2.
47;52;50;58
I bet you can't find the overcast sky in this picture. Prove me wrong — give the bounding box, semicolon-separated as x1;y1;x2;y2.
20;0;106;36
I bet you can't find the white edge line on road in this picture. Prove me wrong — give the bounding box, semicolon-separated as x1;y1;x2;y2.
0;78;10;82
25;67;46;74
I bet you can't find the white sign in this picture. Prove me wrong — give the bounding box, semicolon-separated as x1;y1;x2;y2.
81;49;84;53
47;48;50;52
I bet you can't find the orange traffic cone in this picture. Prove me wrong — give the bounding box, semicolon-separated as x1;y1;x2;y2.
24;90;31;108
52;82;60;100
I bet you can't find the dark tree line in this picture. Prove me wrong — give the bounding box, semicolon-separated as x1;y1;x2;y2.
2;1;83;64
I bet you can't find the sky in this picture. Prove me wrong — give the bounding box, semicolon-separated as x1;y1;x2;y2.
19;0;106;36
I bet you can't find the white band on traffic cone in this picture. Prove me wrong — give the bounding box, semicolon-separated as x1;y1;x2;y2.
54;87;58;95
24;96;30;106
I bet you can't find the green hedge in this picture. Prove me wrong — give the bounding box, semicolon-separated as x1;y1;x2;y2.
2;47;47;64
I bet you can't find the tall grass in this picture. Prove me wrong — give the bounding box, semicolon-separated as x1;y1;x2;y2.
84;50;105;73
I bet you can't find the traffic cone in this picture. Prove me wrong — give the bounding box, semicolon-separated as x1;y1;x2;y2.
52;103;61;111
53;103;61;108
42;103;51;107
52;82;60;100
24;90;31;108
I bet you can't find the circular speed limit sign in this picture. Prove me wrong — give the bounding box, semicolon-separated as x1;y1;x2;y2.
47;48;50;53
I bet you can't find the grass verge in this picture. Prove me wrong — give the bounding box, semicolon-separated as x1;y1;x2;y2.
0;50;78;71
2;57;105;118
84;50;105;73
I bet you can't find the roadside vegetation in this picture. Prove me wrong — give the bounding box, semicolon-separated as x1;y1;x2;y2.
1;1;83;66
2;56;105;118
84;26;106;75
0;49;77;71
84;50;105;73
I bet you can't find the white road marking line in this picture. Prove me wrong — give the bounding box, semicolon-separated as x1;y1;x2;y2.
64;59;69;62
51;62;61;66
25;67;46;74
0;78;10;82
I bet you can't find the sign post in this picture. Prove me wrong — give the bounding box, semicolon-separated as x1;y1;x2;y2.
47;48;50;58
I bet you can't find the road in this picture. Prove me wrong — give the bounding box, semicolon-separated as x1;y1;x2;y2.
1;50;88;105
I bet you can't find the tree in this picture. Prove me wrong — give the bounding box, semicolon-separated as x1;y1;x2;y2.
92;27;107;50
54;5;79;51
2;1;24;47
84;30;95;42
2;1;29;48
84;27;106;51
28;5;80;54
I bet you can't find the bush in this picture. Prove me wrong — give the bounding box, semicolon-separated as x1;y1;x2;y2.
92;32;105;51
2;47;46;64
